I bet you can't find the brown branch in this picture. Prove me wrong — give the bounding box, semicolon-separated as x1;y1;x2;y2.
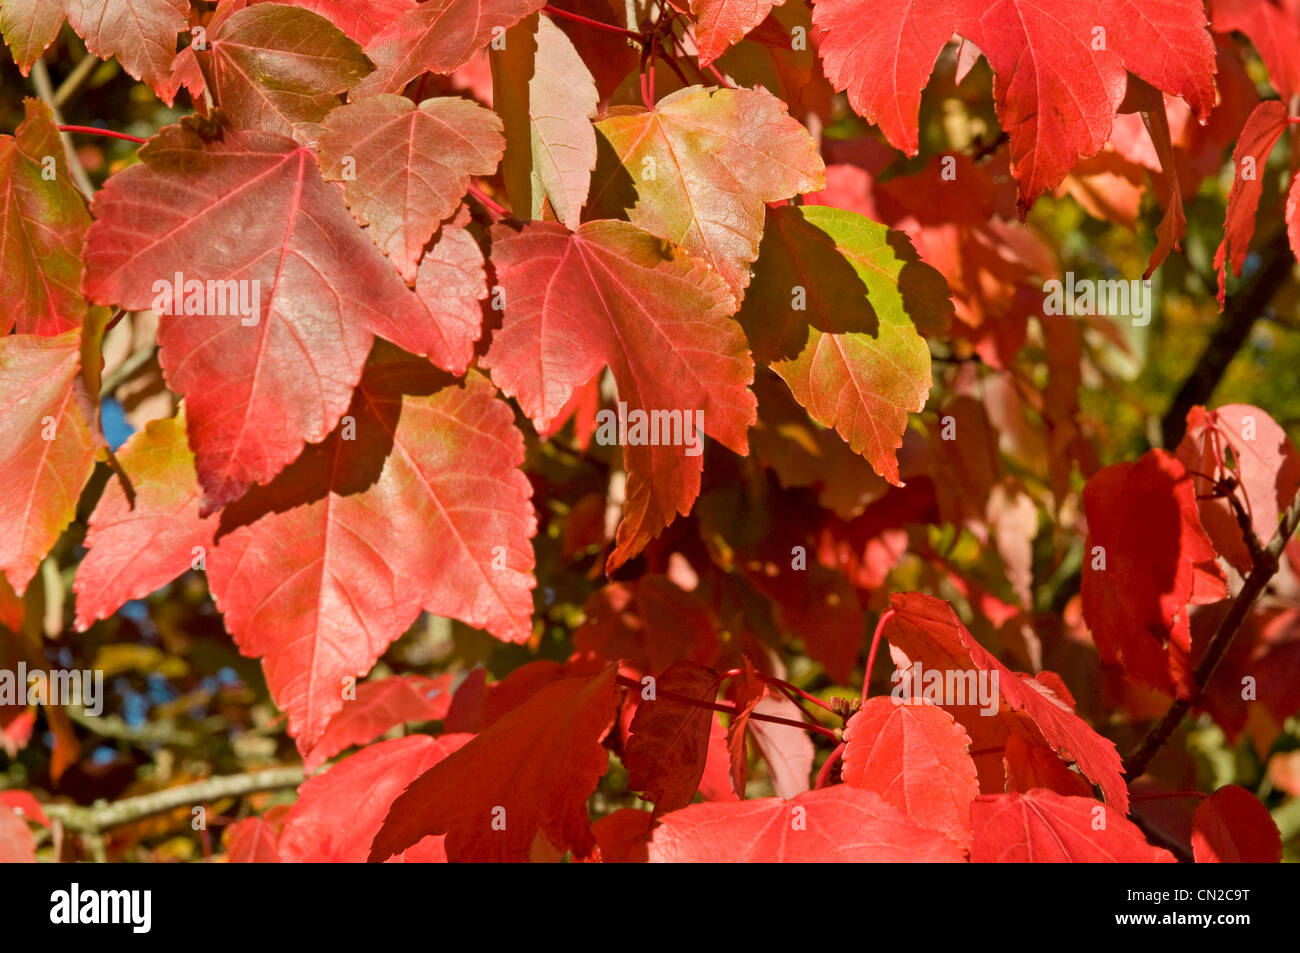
1129;810;1195;863
41;766;304;833
1159;227;1295;449
1123;489;1300;779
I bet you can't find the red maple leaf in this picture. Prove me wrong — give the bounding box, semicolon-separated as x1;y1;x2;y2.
369;665;619;862
842;697;978;848
645;786;969;861
624;661;722;815
1191;784;1284;862
884;592;1129;812
481;219;755;570
972;789;1175;861
1082;449;1228;697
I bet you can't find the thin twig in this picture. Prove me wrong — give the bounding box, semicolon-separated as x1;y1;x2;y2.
615;674;840;741
40;766;304;833
31;59;95;199
1159;226;1295;448
54;51;102;109
1123;489;1300;778
1130;810;1196;863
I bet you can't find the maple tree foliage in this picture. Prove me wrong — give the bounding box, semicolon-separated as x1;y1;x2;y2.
3;0;1300;868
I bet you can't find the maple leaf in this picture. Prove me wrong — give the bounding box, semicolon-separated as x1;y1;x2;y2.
0;99;91;336
73;410;217;631
369;665;619;862
695;480;870;681
739;204;950;485
1213;100;1292;305
1212;0;1300;99
208;349;536;745
1002;734;1094;798
318;95;504;284
444;660;570;733
592;807;655;862
0;804;35;863
201;4;374;145
810;148;1055;369
1190;784;1283;862
255;0;417;45
492;12;598;230
691;0;783;67
82;119;436;512
0;790;48;828
842;697;978;848
302;673;454;772
624;661;722;815
725;659;767;796
357;0;549;95
961;0;1127;212
1081;449;1228;698
0;330;98;596
814;0;1212;212
1176;404;1300;574
482;219;756;570
885;592;1130;812
811;0;959;158
646;786;969;861
280;734;470;862
1141;96;1189;278
571;576;721;678
590;85;825;298
748;694;814;799
223;806;290;863
1292;167;1300;264
64;0;190;106
0;0;68;73
972;790;1175;862
412;217;492;376
928;396;1001;528
1099;0;1217;122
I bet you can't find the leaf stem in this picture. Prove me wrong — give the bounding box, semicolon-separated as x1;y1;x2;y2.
466;182;509;220
861;609;894;702
705;62;736;90
615;674;839;741
58;124;147;144
758;674;836;714
815;743;846;789
542;5;643;41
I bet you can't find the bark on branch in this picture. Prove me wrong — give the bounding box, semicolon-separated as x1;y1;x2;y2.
41;766;304;833
1123;489;1300;779
1159;228;1295;449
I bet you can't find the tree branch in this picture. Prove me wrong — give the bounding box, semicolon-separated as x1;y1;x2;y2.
1159;227;1295;448
30;58;96;199
1123;489;1300;779
41;766;304;833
